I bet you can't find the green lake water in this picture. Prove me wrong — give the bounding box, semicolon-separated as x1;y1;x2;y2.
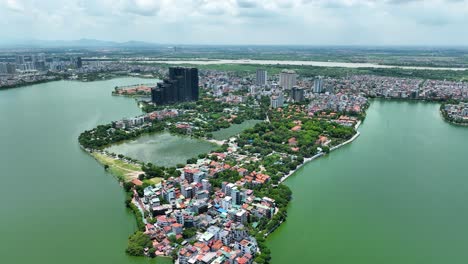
106;133;217;167
105;120;262;167
0;78;170;264
267;100;468;264
211;120;262;140
1;79;467;264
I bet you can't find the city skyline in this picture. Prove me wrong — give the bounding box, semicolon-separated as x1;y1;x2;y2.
2;0;468;46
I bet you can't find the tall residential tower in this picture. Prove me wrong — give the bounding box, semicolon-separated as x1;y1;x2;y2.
279;70;297;90
313;76;324;93
256;69;267;86
151;67;199;105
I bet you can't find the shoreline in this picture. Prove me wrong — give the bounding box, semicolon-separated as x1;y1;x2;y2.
81;146;144;182
439;110;468;127
279;120;362;184
206;138;226;146
124;59;468;71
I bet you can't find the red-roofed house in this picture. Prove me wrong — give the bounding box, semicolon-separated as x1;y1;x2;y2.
132;178;143;186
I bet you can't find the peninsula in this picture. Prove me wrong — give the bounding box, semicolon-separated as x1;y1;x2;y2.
79;61;468;263
79;67;365;263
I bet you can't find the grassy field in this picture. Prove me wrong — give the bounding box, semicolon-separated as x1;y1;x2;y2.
91;152;144;182
144;177;163;185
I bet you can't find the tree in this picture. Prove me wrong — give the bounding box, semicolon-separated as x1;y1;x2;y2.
123;182;134;192
187;157;197;164
126;231;152;256
148;247;156;258
168;234;177;243
183;227;197;239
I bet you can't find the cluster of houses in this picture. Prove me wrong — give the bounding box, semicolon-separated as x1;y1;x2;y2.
201;70;247;97
311;111;360;127
215;95;246;104
131;137;278;263
321;75;468;101
308;92;368;116
113;83;155;96
444;102;468;122
112;109;180;129
201;69;467;114
334;115;360;127
177;225;257;264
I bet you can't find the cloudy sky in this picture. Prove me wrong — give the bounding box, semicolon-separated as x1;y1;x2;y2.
2;0;468;45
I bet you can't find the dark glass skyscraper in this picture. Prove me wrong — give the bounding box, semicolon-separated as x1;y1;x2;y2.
291;87;305;102
151;67;199;105
76;57;82;68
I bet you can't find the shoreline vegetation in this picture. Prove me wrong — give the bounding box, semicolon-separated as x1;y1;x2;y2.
0;72;158;91
0;76;60;90
279;121;362;184
91;152;144;182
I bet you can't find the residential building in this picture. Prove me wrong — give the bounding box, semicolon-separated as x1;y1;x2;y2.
0;63;6;74
313;76;324;93
15;55;25;65
231;187;242;206
235;209;248;224
151;67;199;105
291;86;305;102
76;57;83;68
256;69;267;86
279;70;297;89
270;92;284;108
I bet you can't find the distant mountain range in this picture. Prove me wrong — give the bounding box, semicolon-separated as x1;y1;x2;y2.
2;39;467;50
0;38;162;48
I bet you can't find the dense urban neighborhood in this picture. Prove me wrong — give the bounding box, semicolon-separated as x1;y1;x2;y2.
441;102;468;125
0;55;166;88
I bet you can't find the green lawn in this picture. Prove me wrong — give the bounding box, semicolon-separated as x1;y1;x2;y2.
91;152;143;182
144;177;163;185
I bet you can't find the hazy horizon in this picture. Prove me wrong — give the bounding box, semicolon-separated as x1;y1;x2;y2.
2;0;468;46
3;38;468;48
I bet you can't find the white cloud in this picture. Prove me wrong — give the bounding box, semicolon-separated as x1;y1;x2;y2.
4;0;25;12
0;0;468;45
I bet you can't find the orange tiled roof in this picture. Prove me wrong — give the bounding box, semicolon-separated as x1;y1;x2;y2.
131;179;143;186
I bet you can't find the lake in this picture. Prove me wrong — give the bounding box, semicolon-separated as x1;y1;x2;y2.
106;132;217;167
0;78;170;264
211;120;263;140
1;79;467;264
267;100;468;264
